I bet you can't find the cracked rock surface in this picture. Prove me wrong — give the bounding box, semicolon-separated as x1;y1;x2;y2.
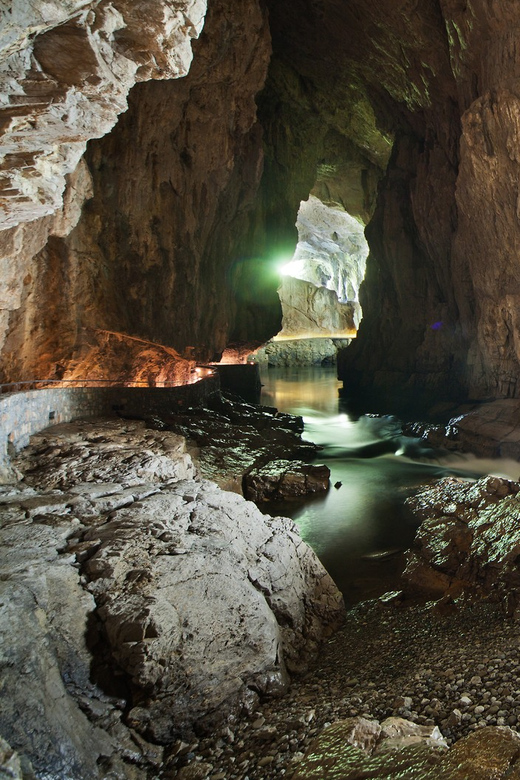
403;474;520;611
0;417;343;778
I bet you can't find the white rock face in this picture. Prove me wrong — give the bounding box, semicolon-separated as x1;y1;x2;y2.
0;418;344;774
276;276;356;339
282;195;369;304
0;0;207;230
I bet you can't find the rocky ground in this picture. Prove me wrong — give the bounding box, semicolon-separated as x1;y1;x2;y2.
167;598;520;778
145;392;325;497
0;415;342;779
5;404;520;779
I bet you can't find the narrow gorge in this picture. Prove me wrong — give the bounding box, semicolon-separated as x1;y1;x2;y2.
4;1;520;778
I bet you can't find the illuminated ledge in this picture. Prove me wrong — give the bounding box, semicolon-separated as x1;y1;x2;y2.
271;331;357;342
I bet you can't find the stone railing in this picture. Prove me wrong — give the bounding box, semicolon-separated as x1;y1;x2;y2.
0;374;219;482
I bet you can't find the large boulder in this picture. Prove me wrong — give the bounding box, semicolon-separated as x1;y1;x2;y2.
84;478;343;741
0;418;344;775
243;459;330;501
403;475;520;614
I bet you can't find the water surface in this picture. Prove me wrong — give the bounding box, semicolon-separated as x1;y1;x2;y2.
259;365;519;604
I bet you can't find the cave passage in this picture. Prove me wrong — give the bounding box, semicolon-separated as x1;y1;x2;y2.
274;195;368;340
259;365;520;604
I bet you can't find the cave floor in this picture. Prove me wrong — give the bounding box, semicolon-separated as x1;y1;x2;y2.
173;599;520;779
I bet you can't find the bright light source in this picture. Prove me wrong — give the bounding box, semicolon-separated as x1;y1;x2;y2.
275;255;296;276
278;258;307;277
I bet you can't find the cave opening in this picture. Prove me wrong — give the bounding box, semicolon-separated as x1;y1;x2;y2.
276;194;368;338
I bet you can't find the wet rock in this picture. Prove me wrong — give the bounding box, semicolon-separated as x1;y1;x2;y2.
243;460;330;501
403;475;520;612
407;400;520;462
148;394;320;495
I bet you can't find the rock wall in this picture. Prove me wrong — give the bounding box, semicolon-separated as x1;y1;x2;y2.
0;0;206;230
254;337;351;367
5;1;520;402
0;0;207;378
335;1;520;408
287;196;369;306
0;0;285;378
276;277;356;341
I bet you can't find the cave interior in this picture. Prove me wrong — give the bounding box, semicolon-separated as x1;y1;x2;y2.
4;0;520;777
3;0;520;416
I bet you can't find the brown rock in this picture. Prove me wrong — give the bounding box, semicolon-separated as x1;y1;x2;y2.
403;475;520;611
243;460;330;502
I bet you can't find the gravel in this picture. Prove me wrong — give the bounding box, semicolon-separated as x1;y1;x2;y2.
163;598;520;779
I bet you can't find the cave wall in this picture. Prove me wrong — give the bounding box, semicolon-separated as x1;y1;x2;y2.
0;0;282;378
56;0;278;363
0;0;207;380
335;0;520;406
4;0;520;404
1;0;385;379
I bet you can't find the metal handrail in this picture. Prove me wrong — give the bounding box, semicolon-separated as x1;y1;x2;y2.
0;372;215;394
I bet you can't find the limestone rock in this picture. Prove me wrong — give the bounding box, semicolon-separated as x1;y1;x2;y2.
291;719;520;780
283;195;368;306
1;417;344;772
407;400;520;463
147;393;318;494
254;337;351;366
277;277;356;340
243;460;330;502
0;517;124;779
16;418;195;490
403;475;520;612
0;737;25;780
0;0;206;230
58;330;196;387
84;479;344;740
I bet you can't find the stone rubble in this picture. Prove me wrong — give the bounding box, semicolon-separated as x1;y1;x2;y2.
160;599;520;779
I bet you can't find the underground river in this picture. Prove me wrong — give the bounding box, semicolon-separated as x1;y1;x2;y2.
259;364;520;605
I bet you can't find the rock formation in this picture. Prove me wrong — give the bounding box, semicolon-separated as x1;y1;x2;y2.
0;0;206;376
254;337;351;367
406;400;520;462
403;474;520;615
275;276;356;341
282;195;369;308
0;0;281;380
292;717;520;780
0;418;344;776
3;1;520;406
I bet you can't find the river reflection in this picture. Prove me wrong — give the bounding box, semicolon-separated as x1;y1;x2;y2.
259;365;520;604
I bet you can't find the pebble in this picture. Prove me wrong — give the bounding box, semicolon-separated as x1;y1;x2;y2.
166;601;520;780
